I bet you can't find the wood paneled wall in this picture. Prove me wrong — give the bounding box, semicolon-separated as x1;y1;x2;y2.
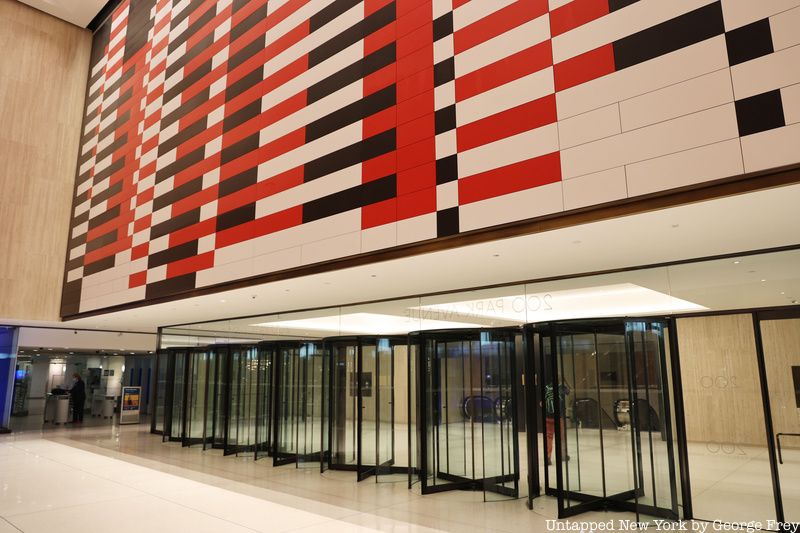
760;318;800;441
0;0;90;321
677;314;768;447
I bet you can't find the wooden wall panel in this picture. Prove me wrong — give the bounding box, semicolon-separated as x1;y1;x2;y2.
0;0;91;321
677;314;768;446
760;318;800;445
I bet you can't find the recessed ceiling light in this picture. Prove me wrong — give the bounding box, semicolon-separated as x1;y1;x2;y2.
492;254;500;257
733;260;741;264
761;279;767;282
781;292;786;295
370;274;377;278
220;299;226;303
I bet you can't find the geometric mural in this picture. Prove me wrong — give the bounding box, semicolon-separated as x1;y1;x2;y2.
63;0;800;315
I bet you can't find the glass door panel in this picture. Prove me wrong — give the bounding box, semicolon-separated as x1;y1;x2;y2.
482;332;520;501
184;349;209;447
211;346;228;450
358;341;377;480
759;315;800;524
297;342;326;468
204;349;218;450
274;344;299;466
330;342;358;470
225;347;242;455
373;339;400;481
676;314;774;524
167;350;187;442
152;351;168;434
625;320;680;521
254;344;274;460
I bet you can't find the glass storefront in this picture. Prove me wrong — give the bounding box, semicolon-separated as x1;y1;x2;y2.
151;248;800;529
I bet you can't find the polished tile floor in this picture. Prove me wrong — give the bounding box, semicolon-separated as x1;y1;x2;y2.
3;416;790;532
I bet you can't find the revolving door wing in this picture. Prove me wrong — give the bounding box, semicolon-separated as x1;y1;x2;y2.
411;328;520;500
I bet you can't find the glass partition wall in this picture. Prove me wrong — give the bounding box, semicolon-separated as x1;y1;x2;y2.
151;248;800;523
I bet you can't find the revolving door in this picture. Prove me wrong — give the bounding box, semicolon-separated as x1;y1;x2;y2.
411;328;520;499
272;341;328;467
326;336;408;481
531;319;681;519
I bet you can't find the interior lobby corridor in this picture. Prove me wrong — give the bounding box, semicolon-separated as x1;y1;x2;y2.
0;422;566;533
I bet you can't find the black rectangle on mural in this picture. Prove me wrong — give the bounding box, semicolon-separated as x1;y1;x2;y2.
304;129;396;182
100;87;131;122
221;133;260;166
726;18;773;66
86;229;118;254
153;176;204;212
216;203;256;232
223;99;261;133
165;32;215;80
91;158;125;186
306;85;396;142
434;57;455;87
163;60;212;105
436;207;459;237
148;240;199;269
309;2;395;68
84;255;116;276
219;167;258;198
307;43;396;104
228;37;265;72
158;118;207;157
145;273;197;300
90;179;123;208
167;2;214;54
95;110;131;148
226;68;263;101
92;134;128;167
161;88;211;129
230;2;269;43
68;234;87;256
303;174;397;223
310;0;362;32
613;2;725;70
435;105;456;134
155;147;206;183
608;0;640;12
71;211;90;230
60;279;83;317
87;204;120;232
735;89;785;136
436;155;458;185
433;12;453;42
150;208;201;240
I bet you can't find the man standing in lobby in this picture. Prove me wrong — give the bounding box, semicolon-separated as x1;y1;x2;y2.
69;372;85;424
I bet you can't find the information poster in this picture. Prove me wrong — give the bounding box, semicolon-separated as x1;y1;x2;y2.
119;386;141;424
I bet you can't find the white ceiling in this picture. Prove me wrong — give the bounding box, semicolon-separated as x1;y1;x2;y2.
18;0;107;27
7;184;800;336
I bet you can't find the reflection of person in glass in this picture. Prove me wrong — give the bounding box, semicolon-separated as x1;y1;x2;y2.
69;373;86;424
544;383;570;465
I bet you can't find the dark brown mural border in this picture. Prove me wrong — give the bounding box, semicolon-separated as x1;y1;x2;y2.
61;162;800;321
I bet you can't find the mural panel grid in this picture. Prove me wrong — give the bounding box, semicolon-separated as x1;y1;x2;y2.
63;0;800;315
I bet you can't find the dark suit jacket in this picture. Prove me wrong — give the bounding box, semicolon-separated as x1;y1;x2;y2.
71;379;86;403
